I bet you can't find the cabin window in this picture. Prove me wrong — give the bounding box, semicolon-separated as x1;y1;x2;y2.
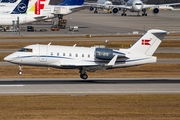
82;54;84;57
51;52;53;55
69;53;72;57
76;54;78;57
63;53;65;56
135;3;142;5
18;48;32;52
57;52;59;56
88;54;90;58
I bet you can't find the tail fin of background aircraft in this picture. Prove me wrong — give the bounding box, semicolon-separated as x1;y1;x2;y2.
58;0;84;6
27;0;50;15
10;0;29;14
129;29;167;56
1;0;17;3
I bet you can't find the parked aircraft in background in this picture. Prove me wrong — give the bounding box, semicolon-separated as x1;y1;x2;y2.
4;29;167;79
0;0;38;14
0;0;86;25
151;5;178;11
84;0;113;13
0;0;17;2
0;0;29;14
112;0;180;16
119;0;148;5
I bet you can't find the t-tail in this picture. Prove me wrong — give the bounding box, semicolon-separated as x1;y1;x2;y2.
10;0;29;14
129;29;167;56
57;0;84;6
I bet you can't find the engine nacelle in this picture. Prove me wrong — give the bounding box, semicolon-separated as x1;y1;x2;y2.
89;7;94;11
95;48;114;60
152;8;159;14
112;7;119;14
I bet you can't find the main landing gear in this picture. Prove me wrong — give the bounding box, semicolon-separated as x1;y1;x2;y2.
79;69;88;80
121;9;127;16
18;65;23;75
94;8;98;14
142;9;147;16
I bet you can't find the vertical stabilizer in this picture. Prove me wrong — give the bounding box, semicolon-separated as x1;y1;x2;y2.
27;0;50;15
11;0;29;14
129;29;167;56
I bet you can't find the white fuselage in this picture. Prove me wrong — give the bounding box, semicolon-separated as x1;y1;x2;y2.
130;0;143;12
4;44;156;69
0;14;56;25
0;5;82;25
103;1;113;10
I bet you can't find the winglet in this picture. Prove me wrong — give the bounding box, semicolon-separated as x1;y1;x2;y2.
107;55;118;66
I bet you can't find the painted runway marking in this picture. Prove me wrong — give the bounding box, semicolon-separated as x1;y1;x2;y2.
0;85;24;87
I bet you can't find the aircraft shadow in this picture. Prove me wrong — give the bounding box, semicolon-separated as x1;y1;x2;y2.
0;79;180;85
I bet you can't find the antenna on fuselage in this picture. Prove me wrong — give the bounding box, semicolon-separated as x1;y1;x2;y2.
73;44;77;47
48;42;51;45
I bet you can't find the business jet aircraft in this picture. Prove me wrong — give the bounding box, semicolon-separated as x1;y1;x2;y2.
0;0;86;25
112;0;180;16
84;0;113;13
4;29;167;80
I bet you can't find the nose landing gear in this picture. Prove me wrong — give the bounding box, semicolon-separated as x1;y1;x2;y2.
18;65;23;75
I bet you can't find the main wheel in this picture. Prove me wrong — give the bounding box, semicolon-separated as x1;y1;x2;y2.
80;74;88;80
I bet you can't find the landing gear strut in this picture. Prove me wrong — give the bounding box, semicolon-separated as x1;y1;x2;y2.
142;9;147;16
94;8;98;13
18;65;23;75
121;9;127;16
79;69;88;80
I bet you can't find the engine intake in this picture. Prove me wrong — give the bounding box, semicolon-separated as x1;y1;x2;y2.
112;7;119;14
89;7;94;11
153;8;159;14
95;48;114;60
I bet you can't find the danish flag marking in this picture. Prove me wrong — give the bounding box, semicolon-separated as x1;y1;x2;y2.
142;39;151;45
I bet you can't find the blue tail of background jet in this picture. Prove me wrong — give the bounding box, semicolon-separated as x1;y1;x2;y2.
0;0;17;3
57;0;84;6
11;0;29;14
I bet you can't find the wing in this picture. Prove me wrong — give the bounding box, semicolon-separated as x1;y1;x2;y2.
69;5;90;12
111;5;132;10
143;3;180;9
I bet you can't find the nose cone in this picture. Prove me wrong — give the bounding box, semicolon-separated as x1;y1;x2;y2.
4;56;11;62
4;54;14;62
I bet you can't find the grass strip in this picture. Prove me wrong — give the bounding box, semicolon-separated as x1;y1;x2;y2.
0;40;180;49
0;94;179;120
0;64;180;78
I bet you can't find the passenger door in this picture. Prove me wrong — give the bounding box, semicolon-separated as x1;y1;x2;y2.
39;45;47;62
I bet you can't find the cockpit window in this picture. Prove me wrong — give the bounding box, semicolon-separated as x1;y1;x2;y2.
18;48;33;52
135;3;142;5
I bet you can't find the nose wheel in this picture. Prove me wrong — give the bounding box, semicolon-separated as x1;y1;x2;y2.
18;65;23;75
18;71;23;75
